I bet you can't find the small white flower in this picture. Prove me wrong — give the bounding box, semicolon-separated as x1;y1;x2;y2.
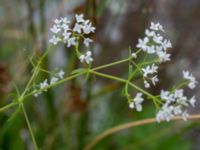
50;25;61;34
54;18;62;24
150;22;165;32
79;51;93;64
151;75;159;85
63;32;71;42
136;37;149;51
146;45;155;54
79;55;85;63
189;96;196;107
182;111;189;121
75;14;84;23
142;64;158;77
83;22;95;34
85;51;93;64
183;70;198;89
67;37;76;47
133;93;144;112
129;102;134;109
144;80;150;88
83;38;93;47
49;36;61;45
156;50;171;62
73;23;82;33
61;17;70;24
50;77;59;85
58;70;65;79
145;29;155;37
162;39;172;50
40;79;49;91
153;34;163;44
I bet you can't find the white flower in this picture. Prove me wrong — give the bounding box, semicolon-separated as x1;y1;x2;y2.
49;36;61;45
79;55;85;63
146;45;155;54
162;39;172;50
54;18;62;24
83;38;93;47
153;34;163;44
129;102;134;109
129;93;144;112
79;51;93;64
142;64;158;77
85;51;93;64
50;25;61;34
182;111;189;121
83;22;95;34
63;32;71;42
40;79;49;91
145;29;155;37
67;37;76;47
189;96;196;107
160;90;174;102
75;14;84;23
58;70;65;79
50;77;59;85
136;37;149;51
61;17;70;24
173;106;182;115
144;80;150;88
156;50;171;62
133;93;144;112
73;23;82;33
151;75;159;85
150;22;165;32
183;70;198;89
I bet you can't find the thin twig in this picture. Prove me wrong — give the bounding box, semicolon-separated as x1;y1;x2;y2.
84;114;200;150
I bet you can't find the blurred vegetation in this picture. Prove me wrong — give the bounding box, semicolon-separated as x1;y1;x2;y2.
0;0;200;150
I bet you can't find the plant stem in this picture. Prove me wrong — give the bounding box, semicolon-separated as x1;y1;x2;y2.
21;103;38;150
89;70;156;100
92;58;130;71
0;103;17;113
84;114;200;150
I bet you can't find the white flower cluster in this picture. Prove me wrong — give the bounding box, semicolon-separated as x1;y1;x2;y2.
129;93;144;112
142;64;159;88
156;88;196;122
49;14;95;65
183;70;198;89
79;51;93;64
136;22;172;62
34;70;65;97
129;22;198;123
49;14;95;47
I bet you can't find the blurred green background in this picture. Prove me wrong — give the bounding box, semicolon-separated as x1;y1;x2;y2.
0;0;200;149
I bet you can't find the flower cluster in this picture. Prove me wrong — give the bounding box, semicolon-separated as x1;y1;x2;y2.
183;70;198;89
142;64;159;88
156;88;196;122
49;14;95;47
136;22;172;62
34;70;65;97
49;14;95;64
79;51;93;64
129;22;198;123
129;93;144;112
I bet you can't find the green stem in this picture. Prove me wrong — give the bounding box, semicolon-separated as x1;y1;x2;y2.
21;103;38;150
0;103;17;113
92;58;130;71
89;70;156;100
